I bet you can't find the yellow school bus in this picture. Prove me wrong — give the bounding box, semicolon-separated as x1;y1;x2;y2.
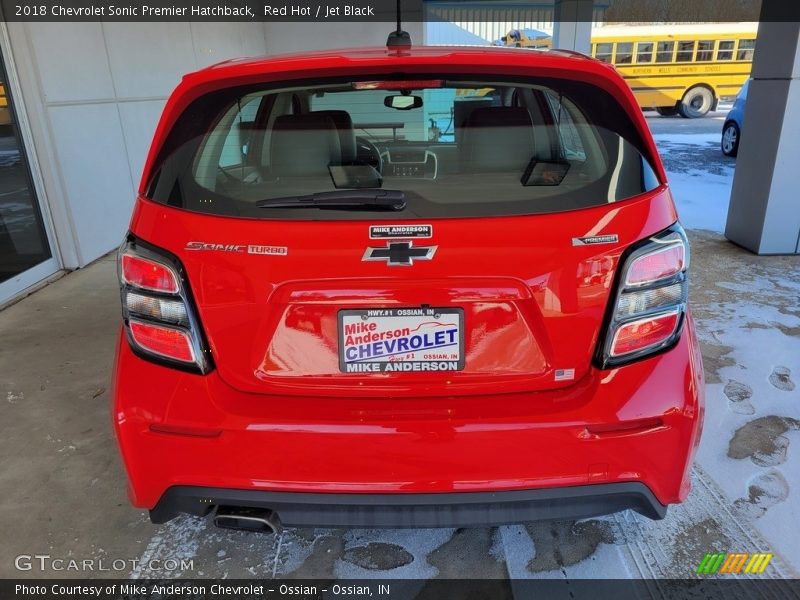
590;23;757;118
0;83;10;125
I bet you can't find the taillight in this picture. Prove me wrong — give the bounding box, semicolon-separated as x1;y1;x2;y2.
129;320;195;363
625;244;685;286
610;311;680;357
117;238;212;373
120;254;179;293
598;224;689;367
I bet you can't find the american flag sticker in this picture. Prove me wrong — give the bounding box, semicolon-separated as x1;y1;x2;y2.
555;368;575;381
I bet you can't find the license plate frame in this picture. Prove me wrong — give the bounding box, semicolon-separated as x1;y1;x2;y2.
338;307;465;373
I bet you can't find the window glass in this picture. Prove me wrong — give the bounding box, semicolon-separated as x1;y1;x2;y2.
676;40;696;62
218;97;262;167
146;76;660;220
736;39;756;61
0;52;52;284
696;40;714;61
636;42;654;63
594;43;613;63
615;42;633;65
717;40;735;61
656;41;675;63
544;92;587;161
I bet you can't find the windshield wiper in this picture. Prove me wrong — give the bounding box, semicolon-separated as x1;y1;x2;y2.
257;190;405;211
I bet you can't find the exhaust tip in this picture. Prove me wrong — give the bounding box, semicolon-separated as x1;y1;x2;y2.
213;506;280;534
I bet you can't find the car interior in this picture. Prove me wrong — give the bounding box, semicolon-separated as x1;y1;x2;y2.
152;79;660;218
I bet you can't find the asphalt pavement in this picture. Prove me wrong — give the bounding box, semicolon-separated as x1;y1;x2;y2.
645;103;732;136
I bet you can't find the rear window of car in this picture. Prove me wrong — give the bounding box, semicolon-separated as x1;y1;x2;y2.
146;75;660;220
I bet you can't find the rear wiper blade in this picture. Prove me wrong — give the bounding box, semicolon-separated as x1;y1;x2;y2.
257;189;405;211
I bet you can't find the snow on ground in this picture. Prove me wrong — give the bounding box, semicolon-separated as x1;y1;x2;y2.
656;132;800;573
653;133;734;234
690;241;800;574
667;171;732;233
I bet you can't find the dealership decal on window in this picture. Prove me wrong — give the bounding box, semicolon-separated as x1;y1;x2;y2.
369;224;433;239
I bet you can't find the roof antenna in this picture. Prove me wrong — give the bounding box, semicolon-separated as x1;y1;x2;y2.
386;0;412;48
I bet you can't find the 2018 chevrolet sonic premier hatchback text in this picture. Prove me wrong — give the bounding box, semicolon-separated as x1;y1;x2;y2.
111;45;704;530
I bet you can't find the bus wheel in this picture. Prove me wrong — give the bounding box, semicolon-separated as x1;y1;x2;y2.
656;106;679;117
679;86;714;118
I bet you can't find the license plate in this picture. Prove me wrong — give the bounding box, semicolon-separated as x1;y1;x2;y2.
338;307;464;373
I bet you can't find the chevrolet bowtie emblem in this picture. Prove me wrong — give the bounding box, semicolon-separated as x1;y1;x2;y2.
362;241;437;266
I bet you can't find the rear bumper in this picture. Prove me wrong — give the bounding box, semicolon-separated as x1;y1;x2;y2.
150;482;667;526
111;315;704;523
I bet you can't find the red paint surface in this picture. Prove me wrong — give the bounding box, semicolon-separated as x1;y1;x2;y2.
113;46;703;512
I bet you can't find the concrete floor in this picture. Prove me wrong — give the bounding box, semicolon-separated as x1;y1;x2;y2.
0;253;151;577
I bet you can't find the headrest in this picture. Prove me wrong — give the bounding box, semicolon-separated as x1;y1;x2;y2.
461;107;535;173
312;110;357;163
271;114;341;177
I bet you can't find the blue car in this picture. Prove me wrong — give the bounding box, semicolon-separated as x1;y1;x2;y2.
722;79;749;156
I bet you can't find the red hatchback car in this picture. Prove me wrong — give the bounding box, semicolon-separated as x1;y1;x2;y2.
111;44;704;531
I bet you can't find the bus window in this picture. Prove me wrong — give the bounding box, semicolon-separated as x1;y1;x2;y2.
615;42;633;64
595;42;613;63
696;40;714;61
656;41;675;63
717;40;735;61
737;39;756;61
636;42;654;63
676;40;696;62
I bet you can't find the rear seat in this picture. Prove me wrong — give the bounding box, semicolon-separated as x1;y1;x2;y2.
311;110;357;164
459;107;535;173
270;114;342;177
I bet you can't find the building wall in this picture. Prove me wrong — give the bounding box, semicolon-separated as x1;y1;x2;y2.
5;21;425;271
425;0;607;43
262;21;424;53
5;22;268;269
